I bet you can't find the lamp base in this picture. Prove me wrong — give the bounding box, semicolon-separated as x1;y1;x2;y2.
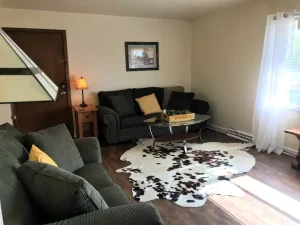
79;103;88;107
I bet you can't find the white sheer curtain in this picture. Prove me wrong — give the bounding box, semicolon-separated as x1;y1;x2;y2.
253;12;296;154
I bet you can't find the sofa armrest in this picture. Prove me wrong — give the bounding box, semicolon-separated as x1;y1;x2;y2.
191;99;209;114
45;203;163;225
74;137;102;164
97;106;120;144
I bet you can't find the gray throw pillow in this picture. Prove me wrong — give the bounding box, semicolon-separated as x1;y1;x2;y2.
0;123;28;163
17;161;108;223
25;124;84;172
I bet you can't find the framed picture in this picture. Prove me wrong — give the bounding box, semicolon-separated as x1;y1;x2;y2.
125;42;159;71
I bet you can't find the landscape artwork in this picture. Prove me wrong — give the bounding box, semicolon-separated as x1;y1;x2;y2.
125;42;159;71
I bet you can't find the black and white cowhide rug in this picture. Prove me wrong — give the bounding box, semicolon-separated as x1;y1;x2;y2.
117;140;255;207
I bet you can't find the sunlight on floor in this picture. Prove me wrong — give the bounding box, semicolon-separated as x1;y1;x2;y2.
233;175;300;222
209;175;300;225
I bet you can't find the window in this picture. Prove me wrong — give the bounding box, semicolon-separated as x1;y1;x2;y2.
287;19;300;109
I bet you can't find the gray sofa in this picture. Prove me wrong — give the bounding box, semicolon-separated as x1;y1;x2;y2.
98;86;209;144
0;123;162;225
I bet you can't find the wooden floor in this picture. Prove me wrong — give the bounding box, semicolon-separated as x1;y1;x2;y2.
101;130;300;225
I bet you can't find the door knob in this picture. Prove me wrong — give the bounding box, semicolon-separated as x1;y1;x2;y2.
57;82;67;97
59;91;66;96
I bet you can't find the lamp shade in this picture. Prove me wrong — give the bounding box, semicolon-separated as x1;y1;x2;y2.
0;28;58;103
76;77;88;89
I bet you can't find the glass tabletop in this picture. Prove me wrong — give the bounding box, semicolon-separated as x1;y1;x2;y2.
144;114;211;127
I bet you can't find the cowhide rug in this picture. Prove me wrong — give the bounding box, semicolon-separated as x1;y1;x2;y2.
117;140;255;207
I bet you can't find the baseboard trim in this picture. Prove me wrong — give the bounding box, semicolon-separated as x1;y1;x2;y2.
283;147;298;156
206;123;297;156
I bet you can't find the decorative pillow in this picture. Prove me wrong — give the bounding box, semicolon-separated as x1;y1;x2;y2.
133;87;164;111
108;94;136;117
0;123;28;163
167;91;195;110
135;93;162;115
17;161;108;223
25;124;84;172
29;145;58;167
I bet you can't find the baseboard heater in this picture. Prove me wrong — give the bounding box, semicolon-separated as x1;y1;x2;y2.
206;123;298;156
206;124;252;142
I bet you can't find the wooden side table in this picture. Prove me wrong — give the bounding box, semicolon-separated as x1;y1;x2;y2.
73;105;98;138
284;128;300;169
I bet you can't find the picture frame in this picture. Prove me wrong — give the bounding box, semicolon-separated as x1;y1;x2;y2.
125;42;159;71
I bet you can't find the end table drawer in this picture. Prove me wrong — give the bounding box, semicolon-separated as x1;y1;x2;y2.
82;112;93;122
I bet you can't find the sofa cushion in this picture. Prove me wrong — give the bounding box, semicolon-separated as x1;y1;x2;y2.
108;94;136;117
135;94;162;115
167;91;195;110
120;113;161;129
17;161;108;223
98;184;131;207
25;124;84;172
0;149;40;225
133;87;164;113
98;89;137;114
74;163;113;190
0;123;28;163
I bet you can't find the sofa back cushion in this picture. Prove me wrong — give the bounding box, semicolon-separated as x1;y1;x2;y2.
0;149;40;225
133;87;164;114
107;94;136;117
25;124;84;172
0;123;28;163
98;89;136;115
17;161;108;223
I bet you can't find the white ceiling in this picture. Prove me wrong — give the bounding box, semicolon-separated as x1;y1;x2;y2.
0;0;255;20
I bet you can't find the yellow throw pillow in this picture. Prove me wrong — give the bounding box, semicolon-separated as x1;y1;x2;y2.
29;145;58;167
135;93;162;115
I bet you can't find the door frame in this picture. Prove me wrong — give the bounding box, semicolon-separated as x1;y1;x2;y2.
3;27;73;135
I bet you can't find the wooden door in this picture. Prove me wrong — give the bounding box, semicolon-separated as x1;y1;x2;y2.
3;28;72;134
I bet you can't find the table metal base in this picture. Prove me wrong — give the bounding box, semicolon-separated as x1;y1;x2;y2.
148;123;205;154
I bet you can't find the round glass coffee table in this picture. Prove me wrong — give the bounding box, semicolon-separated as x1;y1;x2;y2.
144;114;211;153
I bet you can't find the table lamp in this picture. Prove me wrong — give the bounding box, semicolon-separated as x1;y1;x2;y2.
76;77;88;107
0;28;58;103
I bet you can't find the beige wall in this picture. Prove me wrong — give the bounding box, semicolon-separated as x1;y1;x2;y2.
192;0;300;153
271;0;300;13
2;1;300;152
0;8;192;124
0;104;11;125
